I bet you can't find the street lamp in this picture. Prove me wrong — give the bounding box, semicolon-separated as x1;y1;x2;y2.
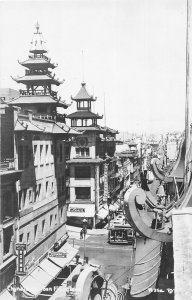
107;196;111;230
82;218;88;265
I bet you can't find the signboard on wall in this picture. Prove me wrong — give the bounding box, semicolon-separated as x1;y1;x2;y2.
103;163;108;201
69;207;85;213
16;244;27;276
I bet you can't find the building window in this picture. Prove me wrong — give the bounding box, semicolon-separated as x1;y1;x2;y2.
3;226;13;255
27;232;30;245
50;215;53;228
3;191;13;221
51;181;54;193
23;189;27;208
45;144;49;164
40;145;43;165
35;184;41;202
33;144;38;166
75;187;91;200
75;147;89;157
34;225;38;242
19;233;23;243
75;166;90;179
42;220;45;235
55;214;57;225
61;207;63;219
46;181;49;194
29;190;32;203
19;190;22;210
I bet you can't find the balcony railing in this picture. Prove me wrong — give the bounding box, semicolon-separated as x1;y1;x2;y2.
25;69;52;76
32;112;66;123
19;89;58;98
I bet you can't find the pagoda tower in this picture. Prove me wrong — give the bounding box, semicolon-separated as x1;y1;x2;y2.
10;22;69;121
67;82;103;128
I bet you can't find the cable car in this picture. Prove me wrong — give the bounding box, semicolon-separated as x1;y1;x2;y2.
108;224;135;244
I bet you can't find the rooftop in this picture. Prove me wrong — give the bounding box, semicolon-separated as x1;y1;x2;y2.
8;94;69;108
71;82;96;101
11;74;64;86
67;110;103;119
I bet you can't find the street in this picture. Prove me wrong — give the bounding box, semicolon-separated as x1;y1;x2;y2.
68;230;134;299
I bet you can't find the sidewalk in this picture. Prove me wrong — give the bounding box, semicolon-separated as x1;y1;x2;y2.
67;225;108;236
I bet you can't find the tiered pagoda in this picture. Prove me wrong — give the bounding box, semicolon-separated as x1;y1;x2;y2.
66;82;120;228
67;82;103;128
10;22;69;122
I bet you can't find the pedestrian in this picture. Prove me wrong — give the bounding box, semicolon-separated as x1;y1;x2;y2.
80;229;84;239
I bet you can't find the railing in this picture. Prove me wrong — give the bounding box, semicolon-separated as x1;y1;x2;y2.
32;112;66;123
29;54;50;61
19;89;58;98
25;69;52;76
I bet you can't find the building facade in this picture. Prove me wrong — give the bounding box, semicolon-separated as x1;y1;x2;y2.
0;24;78;295
66;83;120;228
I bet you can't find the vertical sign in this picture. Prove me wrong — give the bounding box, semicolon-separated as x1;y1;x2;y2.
16;244;27;276
103;163;108;202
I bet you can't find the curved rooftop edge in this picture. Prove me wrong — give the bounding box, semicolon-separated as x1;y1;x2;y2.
130;237;162;298
167;138;185;181
124;186;172;243
150;158;170;182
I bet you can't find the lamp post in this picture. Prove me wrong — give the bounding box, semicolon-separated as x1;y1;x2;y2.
82;218;88;265
107;196;111;230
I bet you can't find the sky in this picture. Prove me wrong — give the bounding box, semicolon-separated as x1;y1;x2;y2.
0;0;190;134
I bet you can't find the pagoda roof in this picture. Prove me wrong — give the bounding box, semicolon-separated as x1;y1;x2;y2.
71;126;103;132
8;95;69;108
71;82;96;101
14;117;80;135
18;57;57;69
67;110;103;119
11;74;64;86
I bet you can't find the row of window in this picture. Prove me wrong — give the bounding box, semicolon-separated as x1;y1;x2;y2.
18;208;64;251
76;147;89;157
18;142;69;169
18;179;55;210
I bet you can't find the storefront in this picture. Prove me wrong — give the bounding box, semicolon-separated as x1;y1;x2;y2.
6;242;78;299
67;203;95;228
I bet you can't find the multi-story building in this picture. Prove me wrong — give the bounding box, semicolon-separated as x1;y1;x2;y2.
66;82;120;228
0;24;79;297
0;101;23;292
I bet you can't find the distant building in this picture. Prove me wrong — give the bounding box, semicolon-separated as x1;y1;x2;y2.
66;82;120;228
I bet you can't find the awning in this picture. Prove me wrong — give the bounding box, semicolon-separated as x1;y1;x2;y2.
67;203;95;218
97;208;108;219
0;290;15;300
49;242;78;268
21;242;78;298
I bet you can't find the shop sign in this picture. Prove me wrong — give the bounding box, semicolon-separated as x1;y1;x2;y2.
16;243;26;276
69;207;85;213
49;251;67;258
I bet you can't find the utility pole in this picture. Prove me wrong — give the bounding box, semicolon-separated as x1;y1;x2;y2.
185;0;191;185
